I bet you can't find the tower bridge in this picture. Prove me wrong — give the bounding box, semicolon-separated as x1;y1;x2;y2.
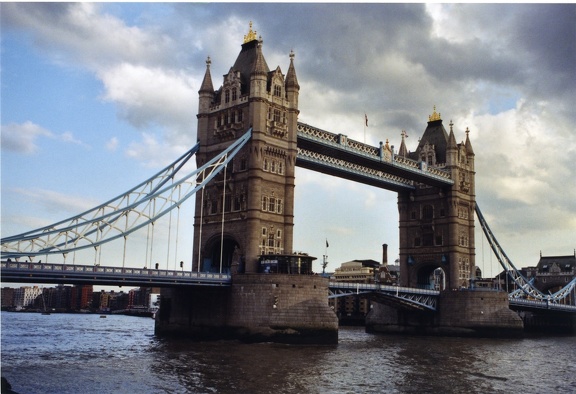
2;23;574;342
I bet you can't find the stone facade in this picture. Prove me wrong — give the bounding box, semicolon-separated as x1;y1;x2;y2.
156;274;338;344
366;290;523;337
398;110;476;290
193;23;299;274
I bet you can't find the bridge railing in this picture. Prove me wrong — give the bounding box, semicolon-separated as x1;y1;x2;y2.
0;261;231;281
328;281;440;296
510;297;576;312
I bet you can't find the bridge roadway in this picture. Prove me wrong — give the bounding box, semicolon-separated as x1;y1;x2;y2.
2;261;575;314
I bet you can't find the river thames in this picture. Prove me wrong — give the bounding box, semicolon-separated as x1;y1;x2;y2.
1;312;575;393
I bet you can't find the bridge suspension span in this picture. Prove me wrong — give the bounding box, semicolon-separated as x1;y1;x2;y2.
476;204;575;303
1;129;252;263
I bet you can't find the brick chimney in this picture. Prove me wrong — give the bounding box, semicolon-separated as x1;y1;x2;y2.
382;244;388;266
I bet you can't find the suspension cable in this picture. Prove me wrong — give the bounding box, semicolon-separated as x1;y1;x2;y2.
220;158;227;274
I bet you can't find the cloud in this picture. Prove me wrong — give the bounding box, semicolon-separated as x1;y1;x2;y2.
1;121;90;154
106;137;119;152
1;121;53;154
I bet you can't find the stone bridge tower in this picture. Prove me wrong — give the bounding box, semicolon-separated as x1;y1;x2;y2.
397;108;476;290
193;23;300;274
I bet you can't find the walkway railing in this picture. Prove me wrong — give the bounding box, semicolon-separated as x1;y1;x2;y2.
0;261;231;287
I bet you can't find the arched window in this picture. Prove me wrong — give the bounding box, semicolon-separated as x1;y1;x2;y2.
274;85;281;97
225;89;230;103
232;87;237;101
422;205;434;220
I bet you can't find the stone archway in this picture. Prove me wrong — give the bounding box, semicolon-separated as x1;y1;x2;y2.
416;264;447;290
202;235;241;274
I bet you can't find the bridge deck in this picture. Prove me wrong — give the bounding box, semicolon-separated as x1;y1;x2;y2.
0;261;231;287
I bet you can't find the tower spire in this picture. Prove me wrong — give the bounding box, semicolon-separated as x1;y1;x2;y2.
199;56;214;94
285;50;300;90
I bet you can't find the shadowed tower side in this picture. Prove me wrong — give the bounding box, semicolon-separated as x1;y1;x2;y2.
193;23;300;274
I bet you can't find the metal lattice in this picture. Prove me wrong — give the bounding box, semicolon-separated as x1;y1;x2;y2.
1;129;252;260
476;204;576;302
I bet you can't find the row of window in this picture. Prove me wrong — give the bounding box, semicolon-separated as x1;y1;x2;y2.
223;87;238;104
268;107;287;123
215;109;243;127
262;196;283;214
458;257;471;280
260;227;283;255
414;234;443;247
263;158;284;174
410;205;446;220
205;194;245;215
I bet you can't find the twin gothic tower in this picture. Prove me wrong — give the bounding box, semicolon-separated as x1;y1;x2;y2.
192;24;476;290
193;24;300;274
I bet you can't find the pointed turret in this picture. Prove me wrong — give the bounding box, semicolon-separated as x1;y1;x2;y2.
198;56;214;116
199;56;214;94
465;127;474;156
398;130;408;157
251;39;268;77
285;50;299;90
446;120;458;166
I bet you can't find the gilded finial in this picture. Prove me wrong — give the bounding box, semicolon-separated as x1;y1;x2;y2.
206;56;211;68
449;120;454;133
465;127;470;136
428;105;442;122
289;49;295;60
243;21;258;43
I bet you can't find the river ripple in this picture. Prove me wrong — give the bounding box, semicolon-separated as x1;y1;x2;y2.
1;312;575;393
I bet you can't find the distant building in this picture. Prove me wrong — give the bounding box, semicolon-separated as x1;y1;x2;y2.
13;286;42;309
331;259;380;325
1;287;15;308
333;259;380;283
534;252;576;294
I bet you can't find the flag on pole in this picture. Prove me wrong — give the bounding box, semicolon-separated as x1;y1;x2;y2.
365;114;368;127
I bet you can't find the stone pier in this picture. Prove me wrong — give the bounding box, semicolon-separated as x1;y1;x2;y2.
366;289;524;337
156;274;338;344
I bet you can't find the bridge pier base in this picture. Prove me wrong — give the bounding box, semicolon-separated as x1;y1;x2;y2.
155;274;338;344
366;290;524;337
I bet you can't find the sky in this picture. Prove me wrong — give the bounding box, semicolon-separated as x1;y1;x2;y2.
2;3;575;282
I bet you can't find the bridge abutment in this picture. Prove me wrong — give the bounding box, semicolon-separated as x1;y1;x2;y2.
155;274;338;344
366;290;523;337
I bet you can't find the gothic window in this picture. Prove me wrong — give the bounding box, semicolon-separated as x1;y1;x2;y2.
422;205;434;220
276;229;282;238
262;227;267;236
232;88;237;101
277;200;283;214
237;110;243;122
210;199;218;214
262;196;268;211
240;158;247;171
274;85;281;97
233;196;241;211
277;161;284;175
269;197;276;212
263;159;269;172
271;161;276;173
224;195;232;212
225;89;230;103
273;109;281;122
